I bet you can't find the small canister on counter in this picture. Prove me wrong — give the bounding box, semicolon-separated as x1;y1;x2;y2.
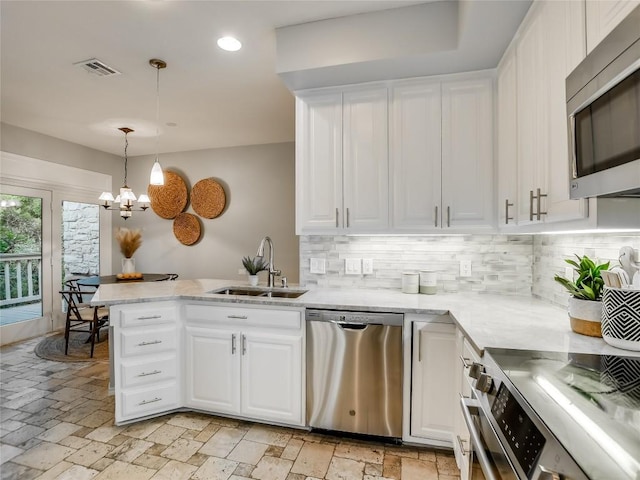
419;270;437;295
401;272;420;294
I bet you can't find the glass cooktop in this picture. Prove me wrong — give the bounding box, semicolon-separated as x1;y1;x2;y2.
486;349;640;480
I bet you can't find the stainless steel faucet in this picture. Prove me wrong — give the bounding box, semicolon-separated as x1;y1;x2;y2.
256;236;281;288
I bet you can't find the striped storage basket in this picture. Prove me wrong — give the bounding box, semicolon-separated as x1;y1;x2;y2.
602;287;640;351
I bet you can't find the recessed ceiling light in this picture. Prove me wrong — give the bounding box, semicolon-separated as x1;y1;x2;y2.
217;36;242;52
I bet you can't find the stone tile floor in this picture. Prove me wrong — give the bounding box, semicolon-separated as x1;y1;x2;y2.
1;336;461;480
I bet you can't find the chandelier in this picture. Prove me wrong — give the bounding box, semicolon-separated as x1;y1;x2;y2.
98;127;150;219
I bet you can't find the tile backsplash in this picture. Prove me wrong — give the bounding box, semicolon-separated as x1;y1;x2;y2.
300;235;533;295
532;233;640;307
300;233;639;306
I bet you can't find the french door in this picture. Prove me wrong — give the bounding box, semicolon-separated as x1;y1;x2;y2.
0;184;53;345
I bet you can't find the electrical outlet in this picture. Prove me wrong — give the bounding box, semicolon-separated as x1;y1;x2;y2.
345;258;362;275
310;258;326;274
460;260;472;277
362;258;374;275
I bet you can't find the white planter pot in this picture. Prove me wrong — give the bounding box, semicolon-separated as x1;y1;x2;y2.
567;297;602;337
248;275;259;286
122;257;135;274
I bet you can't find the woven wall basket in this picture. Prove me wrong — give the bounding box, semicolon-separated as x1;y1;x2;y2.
173;212;201;246
191;178;226;219
148;171;188;219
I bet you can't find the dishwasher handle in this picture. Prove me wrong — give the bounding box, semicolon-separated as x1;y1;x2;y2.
330;320;369;330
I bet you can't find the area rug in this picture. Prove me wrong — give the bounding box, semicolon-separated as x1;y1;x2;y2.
34;329;109;362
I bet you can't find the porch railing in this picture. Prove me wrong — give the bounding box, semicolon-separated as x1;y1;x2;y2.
0;253;42;307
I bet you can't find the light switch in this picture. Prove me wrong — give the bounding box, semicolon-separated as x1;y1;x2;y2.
310;258;326;274
362;258;374;275
345;258;362;275
460;260;472;277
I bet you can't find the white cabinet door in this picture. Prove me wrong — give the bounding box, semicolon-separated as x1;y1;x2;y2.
586;0;640;53
343;87;389;232
241;332;303;425
516;7;548;225
497;45;518;228
442;77;494;230
543;0;588;224
452;330;476;480
295;92;343;233
410;321;456;442
184;326;241;415
390;80;442;231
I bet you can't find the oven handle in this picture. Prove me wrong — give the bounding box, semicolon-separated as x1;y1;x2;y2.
460;397;499;480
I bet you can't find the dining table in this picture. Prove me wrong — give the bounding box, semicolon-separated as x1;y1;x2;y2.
76;273;172;287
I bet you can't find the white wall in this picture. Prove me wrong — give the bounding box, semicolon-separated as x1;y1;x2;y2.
119;142;299;283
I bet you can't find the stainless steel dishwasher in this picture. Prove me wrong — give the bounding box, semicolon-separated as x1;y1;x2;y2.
306;309;403;438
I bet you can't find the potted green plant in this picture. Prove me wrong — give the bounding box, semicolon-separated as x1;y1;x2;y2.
242;255;268;286
554;254;609;337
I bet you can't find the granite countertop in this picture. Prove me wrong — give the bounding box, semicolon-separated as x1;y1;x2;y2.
92;278;639;358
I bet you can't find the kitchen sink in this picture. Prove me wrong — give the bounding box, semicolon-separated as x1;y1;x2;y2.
209;286;308;299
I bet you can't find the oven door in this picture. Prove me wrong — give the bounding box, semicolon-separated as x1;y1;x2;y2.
460;397;518;480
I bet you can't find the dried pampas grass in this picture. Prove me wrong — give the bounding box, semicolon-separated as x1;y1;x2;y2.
115;228;142;258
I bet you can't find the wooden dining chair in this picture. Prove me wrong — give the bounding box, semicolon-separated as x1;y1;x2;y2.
60;289;109;358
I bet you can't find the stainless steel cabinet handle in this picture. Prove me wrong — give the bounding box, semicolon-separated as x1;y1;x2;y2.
346;207;350;228
137;370;161;377
418;331;423;363
505;199;514;224
456;435;468;455
434;206;438;227
447;206;451;227
529;190;535;221
227;315;247;320
138;397;161;406
242;334;247;355
335;208;339;228
536;188;547;220
136;315;161;320
137;340;162;346
231;334;236;354
459;355;472;368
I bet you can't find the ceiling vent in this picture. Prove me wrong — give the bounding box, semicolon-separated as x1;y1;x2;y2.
74;58;121;77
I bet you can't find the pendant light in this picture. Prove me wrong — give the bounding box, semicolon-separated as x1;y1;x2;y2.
149;59;166;186
99;127;150;219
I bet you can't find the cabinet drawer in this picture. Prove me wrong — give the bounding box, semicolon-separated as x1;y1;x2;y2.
185;304;301;330
121;325;176;357
120;304;176;327
120;383;178;419
120;355;177;389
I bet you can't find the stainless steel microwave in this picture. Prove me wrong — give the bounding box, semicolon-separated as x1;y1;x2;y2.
566;5;640;199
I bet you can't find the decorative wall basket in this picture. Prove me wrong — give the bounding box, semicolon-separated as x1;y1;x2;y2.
173;212;201;246
148;171;188;219
602;287;640;351
191;178;226;219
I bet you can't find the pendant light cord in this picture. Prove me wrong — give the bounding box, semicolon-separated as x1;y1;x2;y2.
155;65;160;159
123;131;129;186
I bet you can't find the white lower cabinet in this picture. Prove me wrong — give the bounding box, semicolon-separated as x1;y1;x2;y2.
111;301;181;424
403;315;457;446
184;304;305;427
452;329;481;480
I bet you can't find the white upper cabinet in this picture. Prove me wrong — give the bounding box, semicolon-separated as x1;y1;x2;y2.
296;87;388;234
390;80;442;230
498;0;588;230
342;88;389;232
295;92;343;233
497;45;518;227
586;0;640;53
441;77;494;230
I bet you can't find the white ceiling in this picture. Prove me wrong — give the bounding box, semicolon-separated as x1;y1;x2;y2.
1;1;529;157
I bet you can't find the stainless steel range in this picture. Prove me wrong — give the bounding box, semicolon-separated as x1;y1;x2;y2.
461;348;640;480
